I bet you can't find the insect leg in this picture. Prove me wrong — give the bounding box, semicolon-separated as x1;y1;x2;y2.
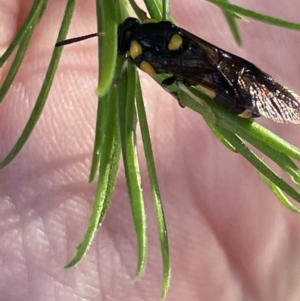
176;80;215;120
161;76;186;107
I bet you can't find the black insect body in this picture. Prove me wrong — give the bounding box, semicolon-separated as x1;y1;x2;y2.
118;17;300;124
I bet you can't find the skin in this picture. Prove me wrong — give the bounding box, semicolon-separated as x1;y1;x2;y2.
1;0;300;300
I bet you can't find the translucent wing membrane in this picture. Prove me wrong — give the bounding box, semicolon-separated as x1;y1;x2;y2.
251;83;300;124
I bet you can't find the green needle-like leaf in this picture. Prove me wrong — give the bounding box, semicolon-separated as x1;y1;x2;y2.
206;120;236;152
89;96;103;182
135;81;171;298
207;0;300;31
142;0;163;21
0;0;76;168
118;63;147;278
214;127;300;202
0;0;48;66
174;86;300;202
260;173;300;213
220;0;242;45
65;87;121;267
0;22;34;103
96;0;118;97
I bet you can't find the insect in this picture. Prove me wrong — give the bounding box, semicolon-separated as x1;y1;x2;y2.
57;17;300;124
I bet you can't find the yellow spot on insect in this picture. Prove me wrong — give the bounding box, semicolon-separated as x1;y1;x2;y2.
168;34;183;51
130;40;143;59
140;61;156;75
195;84;216;99
238;108;253;118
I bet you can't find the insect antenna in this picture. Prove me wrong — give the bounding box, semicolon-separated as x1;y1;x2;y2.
55;33;102;47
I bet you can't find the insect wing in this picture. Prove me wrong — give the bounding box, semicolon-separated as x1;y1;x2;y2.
236;69;300;124
119;18;300;124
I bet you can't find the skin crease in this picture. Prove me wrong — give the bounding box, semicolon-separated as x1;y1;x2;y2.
1;0;300;300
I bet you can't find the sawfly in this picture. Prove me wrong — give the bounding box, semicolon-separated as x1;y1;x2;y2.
56;17;300;124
